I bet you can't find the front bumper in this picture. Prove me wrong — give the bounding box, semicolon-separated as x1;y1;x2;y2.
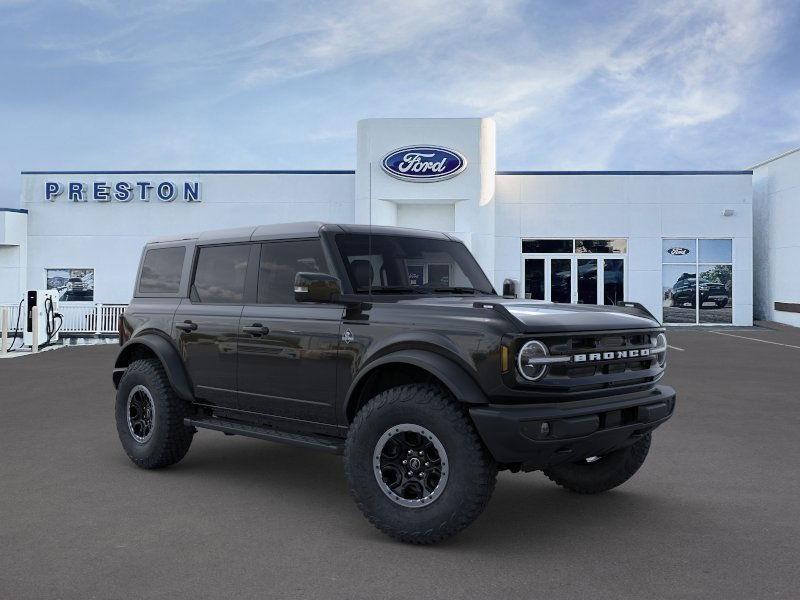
469;385;676;470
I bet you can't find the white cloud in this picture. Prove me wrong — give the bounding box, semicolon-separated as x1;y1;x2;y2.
238;0;519;88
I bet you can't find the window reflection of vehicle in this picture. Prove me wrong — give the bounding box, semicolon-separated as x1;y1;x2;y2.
670;275;728;308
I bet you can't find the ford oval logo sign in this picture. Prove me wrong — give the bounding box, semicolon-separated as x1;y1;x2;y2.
667;247;691;256
381;145;467;182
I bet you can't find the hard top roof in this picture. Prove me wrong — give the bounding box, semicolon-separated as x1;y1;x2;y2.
146;222;452;245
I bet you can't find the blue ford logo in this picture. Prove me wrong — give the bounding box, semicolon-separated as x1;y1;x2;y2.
381;145;467;182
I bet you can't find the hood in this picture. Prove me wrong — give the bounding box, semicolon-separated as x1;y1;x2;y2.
393;295;660;333
498;300;660;332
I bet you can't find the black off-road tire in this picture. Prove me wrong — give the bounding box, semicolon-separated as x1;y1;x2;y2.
345;384;497;545
115;358;194;469
543;433;651;494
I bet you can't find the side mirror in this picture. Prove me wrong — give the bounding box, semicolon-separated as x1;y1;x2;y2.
502;278;518;298
294;272;342;303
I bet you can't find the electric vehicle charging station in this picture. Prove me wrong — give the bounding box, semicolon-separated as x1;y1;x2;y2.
23;289;62;348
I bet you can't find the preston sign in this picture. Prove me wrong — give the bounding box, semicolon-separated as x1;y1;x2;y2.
44;180;201;203
381;145;467;182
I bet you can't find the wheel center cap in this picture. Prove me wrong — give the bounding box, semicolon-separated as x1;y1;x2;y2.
409;457;421;470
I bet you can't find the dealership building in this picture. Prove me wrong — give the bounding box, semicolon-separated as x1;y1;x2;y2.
3;116;787;332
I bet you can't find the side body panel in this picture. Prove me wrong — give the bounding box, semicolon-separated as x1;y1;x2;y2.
237;303;344;424
172;299;243;408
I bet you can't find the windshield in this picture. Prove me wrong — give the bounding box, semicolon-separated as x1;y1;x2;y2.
335;233;495;295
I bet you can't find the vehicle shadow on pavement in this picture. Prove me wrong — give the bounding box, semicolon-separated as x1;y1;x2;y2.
139;431;714;553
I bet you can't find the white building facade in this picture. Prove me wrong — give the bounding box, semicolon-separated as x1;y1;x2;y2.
753;147;800;327
2;118;754;328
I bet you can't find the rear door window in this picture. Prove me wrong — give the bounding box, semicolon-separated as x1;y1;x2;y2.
191;244;250;304
138;246;186;294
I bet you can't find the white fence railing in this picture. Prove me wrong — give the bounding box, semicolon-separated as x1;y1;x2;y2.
0;302;127;335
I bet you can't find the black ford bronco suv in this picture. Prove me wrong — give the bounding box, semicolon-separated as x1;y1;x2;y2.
113;222;675;544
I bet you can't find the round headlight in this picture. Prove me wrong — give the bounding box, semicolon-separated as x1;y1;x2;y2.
653;333;667;367
517;340;550;381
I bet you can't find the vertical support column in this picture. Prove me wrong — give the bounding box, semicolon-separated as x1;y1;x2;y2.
95;303;103;336
31;307;39;353
1;307;8;353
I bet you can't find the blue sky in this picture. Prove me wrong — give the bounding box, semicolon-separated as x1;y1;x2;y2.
1;0;799;207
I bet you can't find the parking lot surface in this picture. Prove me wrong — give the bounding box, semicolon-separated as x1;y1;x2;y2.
2;326;799;599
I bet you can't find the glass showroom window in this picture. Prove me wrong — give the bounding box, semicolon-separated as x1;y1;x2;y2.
522;238;627;305
662;239;732;325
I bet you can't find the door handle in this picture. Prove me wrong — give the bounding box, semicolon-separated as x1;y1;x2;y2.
175;320;198;332
242;323;269;336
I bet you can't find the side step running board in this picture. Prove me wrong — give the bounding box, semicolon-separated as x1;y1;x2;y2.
184;417;345;455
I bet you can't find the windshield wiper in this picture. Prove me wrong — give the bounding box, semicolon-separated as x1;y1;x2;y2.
355;286;424;294
433;287;481;294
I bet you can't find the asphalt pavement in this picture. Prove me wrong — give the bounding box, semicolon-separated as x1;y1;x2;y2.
1;325;799;599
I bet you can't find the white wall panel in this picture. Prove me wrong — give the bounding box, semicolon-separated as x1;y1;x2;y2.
752;150;800;326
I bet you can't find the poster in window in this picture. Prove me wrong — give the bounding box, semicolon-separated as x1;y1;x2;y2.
46;268;94;302
428;264;451;287
662;265;696;324
407;265;424;287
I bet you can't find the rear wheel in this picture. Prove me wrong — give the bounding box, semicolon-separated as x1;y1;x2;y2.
543;434;651;494
115;358;194;469
345;384;497;544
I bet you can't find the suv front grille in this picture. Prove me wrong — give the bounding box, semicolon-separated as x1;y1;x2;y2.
527;330;664;394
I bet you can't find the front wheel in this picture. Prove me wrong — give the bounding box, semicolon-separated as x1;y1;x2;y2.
345;384;497;544
543;434;651;494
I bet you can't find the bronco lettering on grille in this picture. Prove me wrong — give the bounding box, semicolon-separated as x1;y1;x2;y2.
573;348;651;363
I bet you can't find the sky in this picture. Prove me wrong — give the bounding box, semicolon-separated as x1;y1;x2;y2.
1;0;799;208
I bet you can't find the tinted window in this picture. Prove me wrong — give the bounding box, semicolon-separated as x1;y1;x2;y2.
576;239;627;254
522;239;573;253
138;246;186;294
192;244;249;304
258;240;328;304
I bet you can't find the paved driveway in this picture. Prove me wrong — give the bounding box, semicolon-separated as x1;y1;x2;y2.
1;326;799;599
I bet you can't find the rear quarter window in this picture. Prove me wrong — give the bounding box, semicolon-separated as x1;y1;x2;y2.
138;246;186;294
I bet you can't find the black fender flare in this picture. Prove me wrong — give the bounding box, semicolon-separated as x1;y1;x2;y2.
112;334;194;401
343;349;487;421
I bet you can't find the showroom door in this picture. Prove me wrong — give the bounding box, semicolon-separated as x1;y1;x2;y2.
523;256;625;305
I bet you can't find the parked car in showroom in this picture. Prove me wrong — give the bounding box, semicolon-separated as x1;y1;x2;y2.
112;223;675;544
